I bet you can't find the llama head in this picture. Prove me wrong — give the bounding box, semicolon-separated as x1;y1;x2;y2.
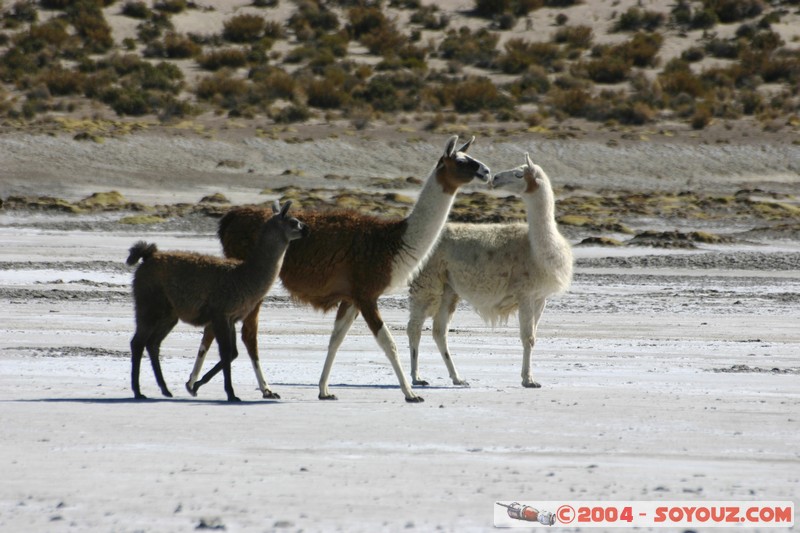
266;200;309;242
435;135;491;194
490;152;549;195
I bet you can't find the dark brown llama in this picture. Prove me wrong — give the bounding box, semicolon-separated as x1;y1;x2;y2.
127;201;307;401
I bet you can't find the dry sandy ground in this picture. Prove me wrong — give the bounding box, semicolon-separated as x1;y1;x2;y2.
0;132;799;532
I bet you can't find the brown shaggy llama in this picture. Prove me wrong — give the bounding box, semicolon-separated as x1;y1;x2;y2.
187;136;490;402
126;201;307;402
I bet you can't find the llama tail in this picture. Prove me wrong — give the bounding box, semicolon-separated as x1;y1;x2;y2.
126;241;157;266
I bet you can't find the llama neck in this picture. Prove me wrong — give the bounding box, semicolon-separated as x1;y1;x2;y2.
237;237;289;296
390;169;456;287
523;181;561;254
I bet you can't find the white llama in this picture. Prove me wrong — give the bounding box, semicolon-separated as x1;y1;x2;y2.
407;153;573;387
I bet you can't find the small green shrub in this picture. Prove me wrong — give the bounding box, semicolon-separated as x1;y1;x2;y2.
165;32;201;58
584;55;630;83
104;53;144;76
448;76;509;112
136;13;174;43
438;27;498;68
506;65;551;102
250;66;296;100
612;7;665;32
306;78;347;109
103;87;153;116
121;1;151;19
659;60;705;97
289;0;339;40
704;38;740;59
691;8;717;29
154;0;187;13
708;0;763;23
40;0;73;9
690;105;712;129
158;95;195;121
263;20;285;39
410;5;448;30
20;19;71;52
498;39;560;73
83;69;118;98
145;32;202;58
39;67;85;95
750;29;783;52
473;0;544;18
136;61;184;93
223;14;266;43
620;31;662;68
195;70;248;102
553;25;592;49
681;46;705;62
359;22;407;56
8;1;38;24
549;87;589;116
347;5;388;38
739;90;763;114
198;48;249;70
271;103;310;123
613;99;656;124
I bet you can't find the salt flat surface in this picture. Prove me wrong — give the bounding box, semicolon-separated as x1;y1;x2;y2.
0;225;798;532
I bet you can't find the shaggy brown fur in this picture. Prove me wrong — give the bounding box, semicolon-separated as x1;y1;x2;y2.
219;207;409;312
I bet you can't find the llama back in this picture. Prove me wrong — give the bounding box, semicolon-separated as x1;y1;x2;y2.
411;222;569;324
218;206;409;312
132;250;236;327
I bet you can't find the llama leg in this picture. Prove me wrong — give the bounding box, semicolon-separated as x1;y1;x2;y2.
431;286;467;386
241;303;278;399
407;303;428;386
213;318;240;402
145;317;178;398
130;331;148;399
360;301;424;403
520;297;547;388
186;325;215;396
318;302;358;400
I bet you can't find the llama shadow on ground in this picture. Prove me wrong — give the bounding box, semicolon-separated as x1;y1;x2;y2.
274;382;454;391
10;397;280;406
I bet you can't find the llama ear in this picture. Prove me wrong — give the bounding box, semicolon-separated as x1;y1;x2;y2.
525;152;534;169
523;152;535;178
444;135;459;158
279;200;292;217
457;136;475;154
271;200;281;214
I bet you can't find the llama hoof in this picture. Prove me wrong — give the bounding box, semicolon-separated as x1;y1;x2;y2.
405;396;425;403
262;390;280;400
454;380;470;388
161;390;173;398
185;382;198;397
522;381;542;389
227;395;242;402
412;379;430;387
134;393;148;400
318;393;338;401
